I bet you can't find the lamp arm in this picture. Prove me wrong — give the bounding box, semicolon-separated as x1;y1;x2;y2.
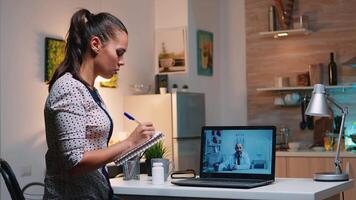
327;96;348;174
326;95;346;113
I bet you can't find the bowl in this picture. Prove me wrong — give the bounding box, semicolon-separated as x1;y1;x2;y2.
312;146;325;152
130;84;151;95
288;142;301;151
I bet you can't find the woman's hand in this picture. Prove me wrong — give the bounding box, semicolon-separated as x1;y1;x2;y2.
126;122;155;146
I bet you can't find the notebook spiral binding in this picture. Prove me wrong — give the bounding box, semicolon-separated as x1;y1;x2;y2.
114;132;164;166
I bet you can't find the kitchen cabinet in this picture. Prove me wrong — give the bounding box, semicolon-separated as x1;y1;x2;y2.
276;153;356;200
342;158;356;200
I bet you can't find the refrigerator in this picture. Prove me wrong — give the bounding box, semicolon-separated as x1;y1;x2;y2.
123;92;205;172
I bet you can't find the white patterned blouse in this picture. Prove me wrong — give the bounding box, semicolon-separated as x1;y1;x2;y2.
43;72;113;199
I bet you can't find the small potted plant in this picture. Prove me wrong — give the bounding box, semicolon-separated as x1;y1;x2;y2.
182;84;189;92
144;141;167;176
171;83;178;93
159;81;167;94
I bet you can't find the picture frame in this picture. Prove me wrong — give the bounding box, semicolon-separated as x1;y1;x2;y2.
197;30;213;76
155;27;187;74
45;37;65;82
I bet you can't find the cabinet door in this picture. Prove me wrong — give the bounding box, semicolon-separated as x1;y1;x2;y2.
275;157;287;177
286;157;310;178
286;157;336;178
342;158;356;200
309;157;337;176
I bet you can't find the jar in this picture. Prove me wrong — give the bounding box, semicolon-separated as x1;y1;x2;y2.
279;127;290;147
152;162;164;185
334;137;345;152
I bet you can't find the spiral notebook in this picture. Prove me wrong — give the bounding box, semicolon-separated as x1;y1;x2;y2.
114;132;164;166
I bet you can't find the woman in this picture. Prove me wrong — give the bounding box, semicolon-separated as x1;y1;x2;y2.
44;9;155;199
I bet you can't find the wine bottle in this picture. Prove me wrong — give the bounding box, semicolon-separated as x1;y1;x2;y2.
268;6;277;31
328;52;337;85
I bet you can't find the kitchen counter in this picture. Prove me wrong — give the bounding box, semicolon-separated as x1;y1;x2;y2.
277;151;356;157
111;175;353;200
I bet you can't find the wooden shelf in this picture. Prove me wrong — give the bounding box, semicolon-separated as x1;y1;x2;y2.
256;85;352;92
259;28;312;38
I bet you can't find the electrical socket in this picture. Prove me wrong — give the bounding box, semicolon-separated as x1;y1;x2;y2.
21;165;32;177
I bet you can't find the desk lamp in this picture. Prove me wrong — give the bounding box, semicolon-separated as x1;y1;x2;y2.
305;84;349;181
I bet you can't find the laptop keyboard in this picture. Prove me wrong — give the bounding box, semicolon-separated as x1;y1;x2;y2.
200;178;265;183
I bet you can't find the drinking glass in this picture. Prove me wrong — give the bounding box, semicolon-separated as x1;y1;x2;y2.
323;136;334;151
123;159;140;180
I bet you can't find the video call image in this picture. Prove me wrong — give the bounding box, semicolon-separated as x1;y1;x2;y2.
202;129;273;174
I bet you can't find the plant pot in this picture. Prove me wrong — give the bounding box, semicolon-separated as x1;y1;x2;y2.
145;159;152;176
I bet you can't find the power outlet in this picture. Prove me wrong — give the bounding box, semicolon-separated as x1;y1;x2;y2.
21;165;32;177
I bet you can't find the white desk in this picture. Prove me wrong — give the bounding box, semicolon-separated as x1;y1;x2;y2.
110;175;353;200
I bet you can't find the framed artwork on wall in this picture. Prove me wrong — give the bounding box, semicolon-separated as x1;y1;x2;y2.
197;30;213;76
155;27;187;74
45;37;65;82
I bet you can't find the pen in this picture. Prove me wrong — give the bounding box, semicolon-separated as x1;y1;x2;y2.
124;112;141;124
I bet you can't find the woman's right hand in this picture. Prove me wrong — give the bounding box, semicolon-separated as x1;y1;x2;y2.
126;122;155;146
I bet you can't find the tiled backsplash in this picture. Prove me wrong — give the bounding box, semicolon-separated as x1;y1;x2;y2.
330;86;356;150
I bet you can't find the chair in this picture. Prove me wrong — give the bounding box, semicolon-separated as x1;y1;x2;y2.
22;182;45;200
0;158;44;200
0;158;24;200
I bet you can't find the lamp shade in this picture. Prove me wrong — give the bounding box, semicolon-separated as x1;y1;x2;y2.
305;84;329;117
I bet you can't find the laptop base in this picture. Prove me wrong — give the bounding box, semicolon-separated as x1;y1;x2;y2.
171;178;274;189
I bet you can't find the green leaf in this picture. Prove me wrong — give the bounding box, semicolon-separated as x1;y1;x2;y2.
144;141;167;160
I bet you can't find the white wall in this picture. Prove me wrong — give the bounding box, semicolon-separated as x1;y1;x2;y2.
220;0;247;125
0;0;154;199
0;0;246;199
155;0;247;126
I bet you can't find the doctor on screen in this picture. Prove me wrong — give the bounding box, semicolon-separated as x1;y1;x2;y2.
218;143;251;171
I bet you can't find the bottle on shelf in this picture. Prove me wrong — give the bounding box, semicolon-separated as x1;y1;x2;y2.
268;5;277;31
328;52;337;85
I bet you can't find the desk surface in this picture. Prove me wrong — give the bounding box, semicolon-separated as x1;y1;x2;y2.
110;175;353;200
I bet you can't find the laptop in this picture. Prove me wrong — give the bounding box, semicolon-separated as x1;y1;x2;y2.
171;126;276;189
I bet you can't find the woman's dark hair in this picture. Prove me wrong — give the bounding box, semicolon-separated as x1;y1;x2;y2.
48;9;128;90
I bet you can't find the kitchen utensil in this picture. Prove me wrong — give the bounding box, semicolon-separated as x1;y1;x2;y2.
284;93;300;105
288;142;300;151
299;96;307;129
304;97;314;130
274;97;285;105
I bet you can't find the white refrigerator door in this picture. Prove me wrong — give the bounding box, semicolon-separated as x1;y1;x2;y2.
173;138;201;172
172;92;205;139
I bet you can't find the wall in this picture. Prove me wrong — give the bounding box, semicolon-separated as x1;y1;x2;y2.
0;0;154;199
156;0;247;126
0;0;247;198
220;0;247;125
246;0;356;143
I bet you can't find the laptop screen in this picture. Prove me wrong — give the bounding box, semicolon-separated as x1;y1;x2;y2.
200;126;276;180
